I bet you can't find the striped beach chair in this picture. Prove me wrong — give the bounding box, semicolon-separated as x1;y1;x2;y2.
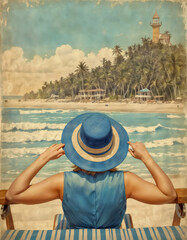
2;226;187;240
53;213;133;230
1;188;187;239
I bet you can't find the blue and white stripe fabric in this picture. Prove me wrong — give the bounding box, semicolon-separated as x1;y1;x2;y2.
2;226;187;240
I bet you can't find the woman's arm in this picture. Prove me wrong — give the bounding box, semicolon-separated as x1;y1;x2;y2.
124;141;177;204
6;144;65;204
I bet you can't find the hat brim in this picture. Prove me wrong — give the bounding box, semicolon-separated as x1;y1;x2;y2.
61;113;129;172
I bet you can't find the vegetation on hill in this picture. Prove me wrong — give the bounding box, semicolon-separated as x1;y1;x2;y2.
24;38;186;101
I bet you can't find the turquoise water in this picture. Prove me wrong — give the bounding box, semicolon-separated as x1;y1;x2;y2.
1;108;186;181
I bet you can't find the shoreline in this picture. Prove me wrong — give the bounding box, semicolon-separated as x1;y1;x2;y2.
2;99;185;114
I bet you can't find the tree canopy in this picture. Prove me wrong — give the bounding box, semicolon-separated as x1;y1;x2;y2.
24;38;186;101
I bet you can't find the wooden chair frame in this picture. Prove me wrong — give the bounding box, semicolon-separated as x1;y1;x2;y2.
0;188;187;230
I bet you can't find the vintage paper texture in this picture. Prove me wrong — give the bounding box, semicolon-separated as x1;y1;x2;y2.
0;0;187;234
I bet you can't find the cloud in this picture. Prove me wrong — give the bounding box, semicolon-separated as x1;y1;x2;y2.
2;0;8;6
2;45;115;96
2;47;26;72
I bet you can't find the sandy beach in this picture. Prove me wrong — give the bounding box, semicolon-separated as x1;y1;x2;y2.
1;176;187;237
2;99;185;114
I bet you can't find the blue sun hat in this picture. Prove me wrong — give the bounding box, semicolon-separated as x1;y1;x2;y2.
61;113;129;172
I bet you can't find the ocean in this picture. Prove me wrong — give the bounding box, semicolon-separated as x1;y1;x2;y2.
1;108;186;182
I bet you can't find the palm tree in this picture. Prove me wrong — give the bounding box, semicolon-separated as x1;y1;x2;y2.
24;39;186;101
127;46;133;59
170;52;184;100
112;45;123;65
75;62;89;90
112;45;123;57
68;73;77;99
101;58;112;95
160;45;185;100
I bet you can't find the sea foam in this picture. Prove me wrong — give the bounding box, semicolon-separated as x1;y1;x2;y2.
150;152;186;157
125;124;185;133
167;114;183;119
2;122;66;131
2;130;61;142
1;147;47;158
2;122;185;133
145;137;186;148
19;109;63;114
1;145;186;160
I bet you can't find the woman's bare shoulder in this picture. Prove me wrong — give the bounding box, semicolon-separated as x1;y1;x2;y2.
49;172;64;201
123;171;140;199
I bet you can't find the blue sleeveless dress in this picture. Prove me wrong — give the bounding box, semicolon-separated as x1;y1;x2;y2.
62;171;126;229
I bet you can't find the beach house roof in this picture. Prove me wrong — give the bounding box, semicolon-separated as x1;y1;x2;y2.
79;89;105;93
140;88;151;93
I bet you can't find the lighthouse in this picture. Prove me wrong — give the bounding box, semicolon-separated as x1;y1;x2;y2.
150;11;162;43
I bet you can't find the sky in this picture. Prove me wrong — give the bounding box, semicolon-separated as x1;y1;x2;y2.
1;0;186;96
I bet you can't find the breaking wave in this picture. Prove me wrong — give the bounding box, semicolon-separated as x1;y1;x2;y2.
2;122;185;133
19;109;64;115
2;130;61;143
2;122;66;131
167;114;183;119
150;152;186;157
1;147;47;158
145;137;186;148
125;124;186;133
1;142;186;159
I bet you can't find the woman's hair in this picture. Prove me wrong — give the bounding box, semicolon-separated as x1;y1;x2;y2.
72;165;117;176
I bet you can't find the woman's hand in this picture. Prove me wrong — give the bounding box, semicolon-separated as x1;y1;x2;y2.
40;143;65;162
126;141;177;204
128;141;151;162
6;143;65;204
